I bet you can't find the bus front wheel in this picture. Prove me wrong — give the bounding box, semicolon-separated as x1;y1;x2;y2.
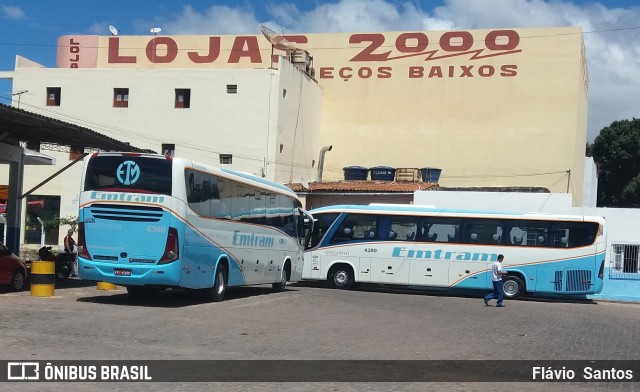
329;264;355;290
503;275;525;299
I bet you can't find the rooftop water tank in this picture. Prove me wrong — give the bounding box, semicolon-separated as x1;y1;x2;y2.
343;166;369;180
420;167;442;183
370;166;396;181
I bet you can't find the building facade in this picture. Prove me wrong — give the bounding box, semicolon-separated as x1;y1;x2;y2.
1;26;589;248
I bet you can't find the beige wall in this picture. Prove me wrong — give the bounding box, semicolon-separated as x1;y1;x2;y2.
56;27;588;205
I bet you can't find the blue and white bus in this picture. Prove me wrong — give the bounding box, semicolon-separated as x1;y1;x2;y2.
78;152;313;301
303;204;606;299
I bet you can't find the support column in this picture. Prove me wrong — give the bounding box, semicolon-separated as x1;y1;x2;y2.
1;143;24;255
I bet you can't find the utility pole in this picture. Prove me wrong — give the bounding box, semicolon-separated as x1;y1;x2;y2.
12;90;28;109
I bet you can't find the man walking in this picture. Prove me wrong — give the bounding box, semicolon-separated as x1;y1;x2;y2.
484;254;508;307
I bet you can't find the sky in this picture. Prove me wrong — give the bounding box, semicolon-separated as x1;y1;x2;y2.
0;0;639;142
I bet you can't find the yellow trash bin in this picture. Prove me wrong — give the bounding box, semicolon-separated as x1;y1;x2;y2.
30;260;56;297
97;282;117;290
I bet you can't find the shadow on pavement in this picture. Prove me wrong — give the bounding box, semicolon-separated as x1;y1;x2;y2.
76;285;300;308
291;281;598;305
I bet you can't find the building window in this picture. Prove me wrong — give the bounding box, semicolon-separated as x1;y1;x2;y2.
610;243;640;279
46;87;61;106
162;144;175;157
219;154;233;164
226;84;237;94
113;88;129;108
69;145;84;161
24;195;61;245
175;89;191;108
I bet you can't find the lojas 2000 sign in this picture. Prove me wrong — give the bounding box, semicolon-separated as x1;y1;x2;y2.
71;29;523;80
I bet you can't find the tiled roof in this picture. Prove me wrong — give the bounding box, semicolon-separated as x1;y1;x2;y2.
0;103;152;153
286;182;551;194
286;181;439;193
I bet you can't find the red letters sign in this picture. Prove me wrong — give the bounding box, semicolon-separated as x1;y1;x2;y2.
97;29;523;80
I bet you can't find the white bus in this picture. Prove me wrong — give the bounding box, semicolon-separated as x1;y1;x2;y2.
78;152;313;301
303;204;606;299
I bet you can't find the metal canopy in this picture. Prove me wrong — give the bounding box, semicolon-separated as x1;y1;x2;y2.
0;103;152;153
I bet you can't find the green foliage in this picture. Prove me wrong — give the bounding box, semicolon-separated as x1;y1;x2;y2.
42;216;78;232
590;118;640;207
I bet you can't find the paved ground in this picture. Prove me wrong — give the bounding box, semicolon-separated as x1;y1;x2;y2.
1;278;639;391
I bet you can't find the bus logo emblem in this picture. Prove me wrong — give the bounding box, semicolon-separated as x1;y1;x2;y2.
116;160;140;185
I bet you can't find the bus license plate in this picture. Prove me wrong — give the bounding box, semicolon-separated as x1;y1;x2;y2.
114;268;132;276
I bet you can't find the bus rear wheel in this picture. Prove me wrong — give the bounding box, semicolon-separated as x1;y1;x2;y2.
272;264;289;292
329;264;355;290
503;275;525;299
209;265;227;302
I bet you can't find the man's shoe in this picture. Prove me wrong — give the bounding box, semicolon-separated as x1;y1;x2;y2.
483;299;489;306
496;304;505;307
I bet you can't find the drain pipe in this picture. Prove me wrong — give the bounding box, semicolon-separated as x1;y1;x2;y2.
316;145;333;182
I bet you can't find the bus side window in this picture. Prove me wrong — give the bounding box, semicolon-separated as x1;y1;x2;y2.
329;226;352;244
447;228;459;243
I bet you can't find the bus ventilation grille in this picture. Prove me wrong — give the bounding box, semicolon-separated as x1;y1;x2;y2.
89;204;163;222
565;269;592;292
554;271;563;292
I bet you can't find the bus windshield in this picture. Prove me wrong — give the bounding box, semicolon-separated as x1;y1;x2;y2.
84;155;172;195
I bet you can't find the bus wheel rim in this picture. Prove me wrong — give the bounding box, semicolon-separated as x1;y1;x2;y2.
504;281;518;295
216;272;225;294
335;271;348;285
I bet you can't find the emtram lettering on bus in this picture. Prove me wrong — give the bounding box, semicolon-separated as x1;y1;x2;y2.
392;247;498;262
90;191;165;203
232;231;275;248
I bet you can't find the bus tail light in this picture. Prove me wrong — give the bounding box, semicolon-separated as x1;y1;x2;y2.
598;259;605;279
159;227;179;264
77;222;92;260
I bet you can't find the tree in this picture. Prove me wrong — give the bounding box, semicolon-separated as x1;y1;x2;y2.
43;216;78;233
590;118;640;207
